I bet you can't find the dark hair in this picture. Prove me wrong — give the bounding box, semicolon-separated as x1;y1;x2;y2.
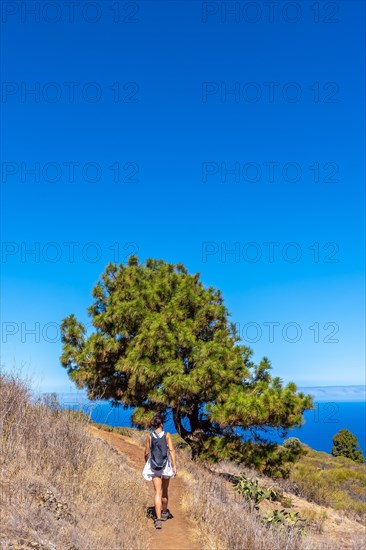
150;413;164;429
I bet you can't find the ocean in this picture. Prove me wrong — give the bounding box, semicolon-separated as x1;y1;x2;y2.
61;398;366;456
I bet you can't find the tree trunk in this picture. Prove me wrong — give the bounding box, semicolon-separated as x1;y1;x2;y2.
172;407;203;460
172;407;189;440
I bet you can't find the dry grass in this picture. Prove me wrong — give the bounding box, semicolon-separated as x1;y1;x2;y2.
281;448;366;522
0;371;150;550
3;373;363;550
177;449;346;550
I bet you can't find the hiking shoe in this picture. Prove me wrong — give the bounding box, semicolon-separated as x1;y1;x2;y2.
161;509;173;521
154;519;162;529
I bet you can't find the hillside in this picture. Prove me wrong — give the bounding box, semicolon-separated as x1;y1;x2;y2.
1;373;365;550
286;445;366;520
0;374;150;550
92;424;366;550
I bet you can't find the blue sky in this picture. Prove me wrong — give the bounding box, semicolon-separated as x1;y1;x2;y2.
1;1;365;393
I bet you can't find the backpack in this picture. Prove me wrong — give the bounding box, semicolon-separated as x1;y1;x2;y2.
150;431;168;470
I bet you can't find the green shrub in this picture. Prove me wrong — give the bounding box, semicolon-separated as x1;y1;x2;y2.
332;429;365;464
170;433;189;449
289;448;366;519
283;437;303;451
200;435;306;478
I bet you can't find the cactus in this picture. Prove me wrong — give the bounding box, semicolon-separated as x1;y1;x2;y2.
233;474;279;505
264;509;306;534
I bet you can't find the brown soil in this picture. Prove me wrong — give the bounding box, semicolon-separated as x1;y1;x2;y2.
87;425;199;550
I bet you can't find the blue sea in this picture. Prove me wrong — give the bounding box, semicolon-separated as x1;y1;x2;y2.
58;396;366;456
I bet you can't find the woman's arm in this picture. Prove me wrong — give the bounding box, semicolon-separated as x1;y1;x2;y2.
144;433;150;462
166;433;177;475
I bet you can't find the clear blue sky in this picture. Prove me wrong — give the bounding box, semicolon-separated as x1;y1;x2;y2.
1;1;365;393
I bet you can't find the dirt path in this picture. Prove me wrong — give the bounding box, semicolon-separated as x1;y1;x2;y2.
87;426;200;550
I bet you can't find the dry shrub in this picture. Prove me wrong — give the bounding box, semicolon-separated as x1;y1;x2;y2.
177;449;337;550
0;371;149;550
287;458;366;521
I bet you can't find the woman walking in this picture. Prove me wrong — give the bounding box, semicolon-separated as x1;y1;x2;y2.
142;413;177;529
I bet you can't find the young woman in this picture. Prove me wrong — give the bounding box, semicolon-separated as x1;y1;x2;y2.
142;413;177;529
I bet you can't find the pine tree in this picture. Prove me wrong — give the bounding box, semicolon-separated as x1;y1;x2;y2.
60;257;313;461
332;428;364;463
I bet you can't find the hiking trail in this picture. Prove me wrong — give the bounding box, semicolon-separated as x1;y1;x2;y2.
87;425;200;550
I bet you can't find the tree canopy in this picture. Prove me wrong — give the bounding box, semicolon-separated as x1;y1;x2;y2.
60;257;313;462
332;428;364;463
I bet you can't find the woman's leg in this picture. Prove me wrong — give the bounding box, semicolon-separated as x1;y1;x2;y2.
152;476;163;519
162;477;170;512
